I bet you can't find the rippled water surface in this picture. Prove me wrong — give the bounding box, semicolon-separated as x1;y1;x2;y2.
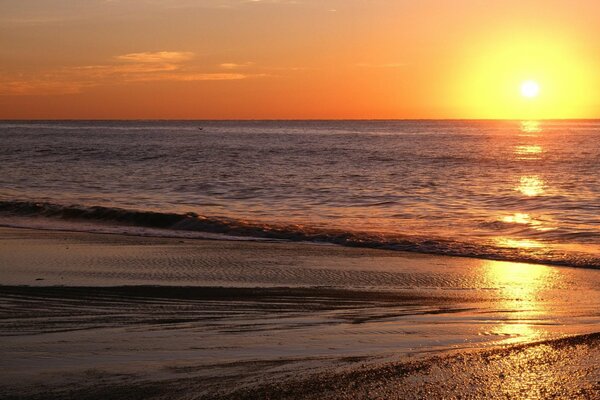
1;120;599;266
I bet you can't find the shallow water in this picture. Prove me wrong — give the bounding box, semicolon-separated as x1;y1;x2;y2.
2;227;600;398
1;120;599;267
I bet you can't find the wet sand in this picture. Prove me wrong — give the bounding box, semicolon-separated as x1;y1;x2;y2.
1;227;600;399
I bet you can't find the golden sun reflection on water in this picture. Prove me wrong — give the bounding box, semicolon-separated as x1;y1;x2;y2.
495;237;544;249
520;120;542;134
514;145;542;160
499;213;555;233
516;175;545;196
515;121;546;195
484;260;551;305
491;323;538;342
501;212;538;225
483;260;554;343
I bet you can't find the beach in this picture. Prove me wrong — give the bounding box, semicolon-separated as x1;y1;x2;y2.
3;0;600;396
2;226;600;399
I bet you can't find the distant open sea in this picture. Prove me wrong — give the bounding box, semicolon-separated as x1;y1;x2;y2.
1;120;599;268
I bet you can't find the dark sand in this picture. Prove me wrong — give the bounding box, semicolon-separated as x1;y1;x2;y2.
1;227;600;399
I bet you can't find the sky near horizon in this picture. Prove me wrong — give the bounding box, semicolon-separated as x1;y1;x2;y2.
1;0;599;119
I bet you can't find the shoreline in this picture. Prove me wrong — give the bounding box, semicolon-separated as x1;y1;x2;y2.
2;198;599;270
1;226;600;398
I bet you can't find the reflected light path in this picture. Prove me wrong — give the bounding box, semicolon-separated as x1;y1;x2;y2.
519;120;542;134
514;145;542;160
495;237;544;249
482;260;554;344
489;121;552;258
516;175;545;197
490;121;553;258
498;213;556;234
501;212;540;226
515;121;545;195
484;260;552;306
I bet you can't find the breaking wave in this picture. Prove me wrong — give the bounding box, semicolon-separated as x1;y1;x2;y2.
1;200;598;269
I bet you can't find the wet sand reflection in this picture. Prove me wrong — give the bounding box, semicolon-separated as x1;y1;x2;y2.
482;260;555;343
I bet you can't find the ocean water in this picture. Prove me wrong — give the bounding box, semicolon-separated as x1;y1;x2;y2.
1;120;599;268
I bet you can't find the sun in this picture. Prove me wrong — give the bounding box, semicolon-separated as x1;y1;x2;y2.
521;80;540;98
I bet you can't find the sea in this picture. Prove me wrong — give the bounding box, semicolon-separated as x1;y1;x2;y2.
1;120;599;268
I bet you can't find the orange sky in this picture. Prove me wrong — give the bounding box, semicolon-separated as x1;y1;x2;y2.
1;0;599;119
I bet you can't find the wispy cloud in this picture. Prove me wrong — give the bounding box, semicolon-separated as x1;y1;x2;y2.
0;79;89;96
73;63;180;76
0;50;264;95
142;72;250;82
0;0;313;27
159;0;304;8
116;51;195;63
219;62;254;69
355;62;406;69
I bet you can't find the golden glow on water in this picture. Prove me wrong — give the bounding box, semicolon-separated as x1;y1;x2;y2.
484;260;550;301
516;175;545;197
492;323;538;341
483;260;554;342
520;120;542;134
501;213;540;226
489;120;555;254
495;238;544;249
515;145;542;160
514;122;546;196
518;120;543;140
499;213;555;233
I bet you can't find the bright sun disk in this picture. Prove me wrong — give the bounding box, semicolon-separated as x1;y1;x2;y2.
521;80;540;98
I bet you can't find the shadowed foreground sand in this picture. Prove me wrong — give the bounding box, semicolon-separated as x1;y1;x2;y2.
1;227;599;399
2;317;599;399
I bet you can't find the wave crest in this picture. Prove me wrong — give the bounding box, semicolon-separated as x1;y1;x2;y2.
0;200;598;269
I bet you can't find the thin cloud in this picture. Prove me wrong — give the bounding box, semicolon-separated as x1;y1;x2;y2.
0;79;89;96
74;63;180;76
144;73;250;82
0;50;264;96
116;51;195;63
219;62;254;69
355;62;406;68
0;0;307;27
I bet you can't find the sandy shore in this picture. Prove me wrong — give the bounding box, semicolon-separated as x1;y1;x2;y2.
1;227;600;399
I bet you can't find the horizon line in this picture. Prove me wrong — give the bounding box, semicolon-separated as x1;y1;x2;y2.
2;118;600;122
